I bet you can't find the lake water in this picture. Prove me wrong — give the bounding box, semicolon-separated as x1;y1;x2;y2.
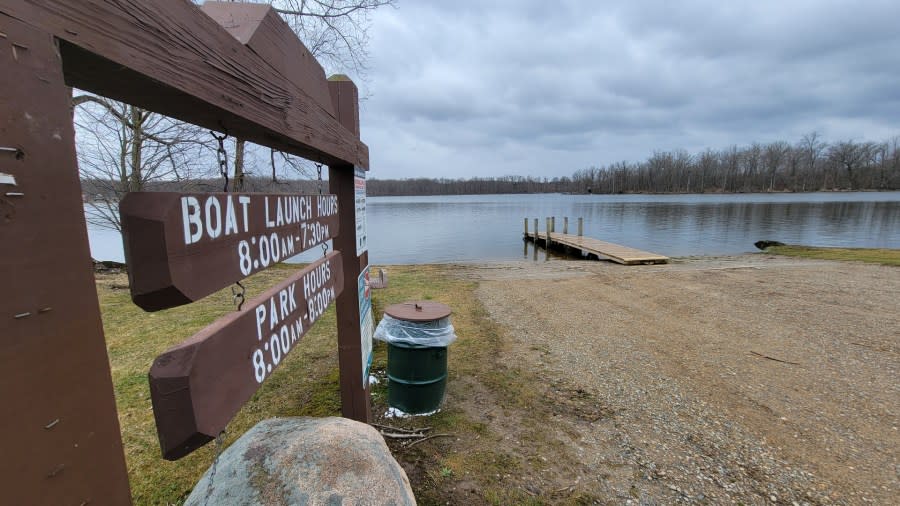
87;192;900;264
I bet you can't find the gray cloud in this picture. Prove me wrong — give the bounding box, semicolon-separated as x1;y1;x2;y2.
358;0;900;178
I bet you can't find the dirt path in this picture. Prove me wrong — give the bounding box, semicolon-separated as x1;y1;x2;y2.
462;255;898;504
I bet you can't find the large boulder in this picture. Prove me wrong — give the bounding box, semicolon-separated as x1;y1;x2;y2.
184;417;415;506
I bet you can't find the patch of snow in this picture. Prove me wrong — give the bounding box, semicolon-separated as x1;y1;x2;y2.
383;406;440;419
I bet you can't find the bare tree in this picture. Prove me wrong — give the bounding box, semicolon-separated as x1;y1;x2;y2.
828;140;870;190
75;97;208;230
798;131;825;190
763;141;790;191
76;0;395;231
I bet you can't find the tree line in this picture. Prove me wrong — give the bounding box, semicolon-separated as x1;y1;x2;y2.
369;134;900;196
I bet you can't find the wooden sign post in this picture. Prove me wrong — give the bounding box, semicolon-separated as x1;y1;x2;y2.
329;76;373;422
1;0;373;501
0;14;131;505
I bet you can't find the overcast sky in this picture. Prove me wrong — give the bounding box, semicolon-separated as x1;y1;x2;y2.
356;0;900;179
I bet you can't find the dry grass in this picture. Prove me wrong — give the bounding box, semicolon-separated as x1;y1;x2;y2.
100;263;543;505
767;245;900;265
98;264;342;505
101;255;896;504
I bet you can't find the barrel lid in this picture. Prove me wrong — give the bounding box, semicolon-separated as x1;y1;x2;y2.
384;301;451;322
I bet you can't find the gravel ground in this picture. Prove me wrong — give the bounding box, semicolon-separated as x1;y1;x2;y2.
466;255;898;505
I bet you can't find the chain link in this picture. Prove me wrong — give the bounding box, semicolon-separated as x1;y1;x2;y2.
203;431;226;506
316;163;323;195
210;130;248;311
210;131;230;192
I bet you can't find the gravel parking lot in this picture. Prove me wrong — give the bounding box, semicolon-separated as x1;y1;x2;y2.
467;255;898;504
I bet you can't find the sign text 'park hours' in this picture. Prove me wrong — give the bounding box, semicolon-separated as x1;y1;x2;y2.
148;252;344;460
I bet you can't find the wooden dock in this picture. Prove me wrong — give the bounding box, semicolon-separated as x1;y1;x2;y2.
524;218;668;265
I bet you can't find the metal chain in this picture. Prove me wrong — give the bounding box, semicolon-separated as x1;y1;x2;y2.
210;130;247;311
316;163;323;194
203;430;226;506
210;131;229;192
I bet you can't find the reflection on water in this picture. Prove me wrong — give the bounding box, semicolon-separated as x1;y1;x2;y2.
87;192;900;264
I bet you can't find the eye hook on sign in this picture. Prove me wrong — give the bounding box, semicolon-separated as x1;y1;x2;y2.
231;281;246;311
210;130;230;192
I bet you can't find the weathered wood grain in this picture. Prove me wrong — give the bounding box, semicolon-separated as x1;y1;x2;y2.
0;0;368;167
200;1;336;118
0;13;132;504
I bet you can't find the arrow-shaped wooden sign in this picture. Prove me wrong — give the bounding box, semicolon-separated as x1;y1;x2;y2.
148;251;343;460
120;192;339;311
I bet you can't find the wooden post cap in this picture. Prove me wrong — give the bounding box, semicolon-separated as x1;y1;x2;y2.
384;301;451;322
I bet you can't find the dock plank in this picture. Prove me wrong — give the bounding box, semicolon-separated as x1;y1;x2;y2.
525;232;668;265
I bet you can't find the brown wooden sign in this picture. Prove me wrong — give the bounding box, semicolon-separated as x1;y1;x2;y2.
149;251;344;460
120;192;339;311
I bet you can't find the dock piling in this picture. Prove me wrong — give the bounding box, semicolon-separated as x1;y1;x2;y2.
563;217;569;235
578;217;583;237
546;217;552;246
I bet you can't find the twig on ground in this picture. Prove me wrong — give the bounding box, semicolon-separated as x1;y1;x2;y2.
380;431;427;439
372;423;431;434
552;485;574;495
403;433;454;449
750;351;801;366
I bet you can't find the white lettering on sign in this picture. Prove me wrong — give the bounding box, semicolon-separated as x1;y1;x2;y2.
205;197;222;239
250;282;305;384
181;196;202;244
176;194;339;277
254;283;299;342
264;196;315;228
317;194;338;217
304;260;335;322
249;258;336;384
181;195;251;245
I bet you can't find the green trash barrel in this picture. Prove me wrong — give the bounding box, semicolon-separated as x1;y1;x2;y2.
382;301;453;414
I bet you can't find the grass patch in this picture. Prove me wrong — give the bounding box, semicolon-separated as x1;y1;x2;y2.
766;245;900;266
98;263;343;505
102;263;589;504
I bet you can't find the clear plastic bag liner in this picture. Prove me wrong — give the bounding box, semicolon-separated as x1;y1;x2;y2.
374;314;457;347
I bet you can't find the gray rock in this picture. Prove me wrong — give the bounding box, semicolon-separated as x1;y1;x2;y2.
185;417;415;506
